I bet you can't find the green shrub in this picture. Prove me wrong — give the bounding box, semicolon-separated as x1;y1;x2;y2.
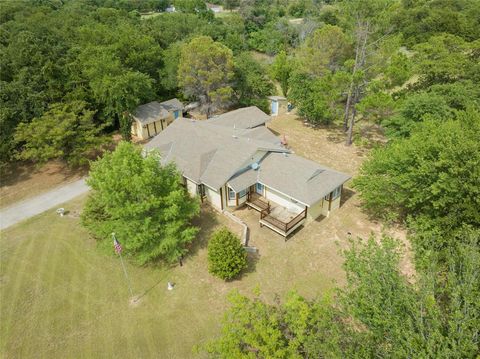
207;228;247;280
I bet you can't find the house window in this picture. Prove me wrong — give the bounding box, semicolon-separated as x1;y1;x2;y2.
174;110;179;119
332;186;342;200
198;184;205;196
228;187;235;200
238;189;247;198
255;183;264;195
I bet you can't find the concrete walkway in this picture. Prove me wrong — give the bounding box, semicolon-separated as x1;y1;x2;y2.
0;179;89;230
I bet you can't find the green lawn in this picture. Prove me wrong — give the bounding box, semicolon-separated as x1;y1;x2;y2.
0;196;229;358
0;193;350;358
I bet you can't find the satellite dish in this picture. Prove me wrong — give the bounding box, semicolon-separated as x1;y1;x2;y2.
251;162;259;170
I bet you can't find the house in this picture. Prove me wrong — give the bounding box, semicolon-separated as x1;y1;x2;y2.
131;99;184;140
144;106;350;237
207;106;271;129
268;96;287;116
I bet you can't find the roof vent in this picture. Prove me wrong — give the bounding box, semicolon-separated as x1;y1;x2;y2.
251;162;260;170
232;135;238;139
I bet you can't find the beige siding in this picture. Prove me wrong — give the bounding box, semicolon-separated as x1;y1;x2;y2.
205;186;222;210
330;195;341;211
265;186;304;213
185;178;197;197
306;198;324;222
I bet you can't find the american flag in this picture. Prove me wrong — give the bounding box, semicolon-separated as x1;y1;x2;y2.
113;235;122;254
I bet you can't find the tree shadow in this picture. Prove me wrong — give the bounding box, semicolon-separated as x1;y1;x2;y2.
245;251;260;274
325;125;348;144
227;251;260;282
186;206;220;258
1;160;87;188
1;161;35;186
340;187;356;206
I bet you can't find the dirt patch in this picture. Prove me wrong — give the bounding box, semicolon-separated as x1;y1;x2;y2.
0;160;87;208
268;114;366;177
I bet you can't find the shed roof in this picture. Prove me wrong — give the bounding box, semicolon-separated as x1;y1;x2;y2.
206;106;271;129
132;98;184;125
159;98;184;112
267;96;287;101
133;101;169;125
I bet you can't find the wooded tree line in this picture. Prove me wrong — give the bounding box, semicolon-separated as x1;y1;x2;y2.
2;0;479;167
0;0;275;169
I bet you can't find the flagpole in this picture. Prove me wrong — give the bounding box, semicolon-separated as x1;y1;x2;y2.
112;233;134;298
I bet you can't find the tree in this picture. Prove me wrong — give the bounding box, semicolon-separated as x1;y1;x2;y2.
159;41;184;96
81;142;200;265
14;101;106;166
178;36;234;117
413;34;480;89
174;0;208;14
393;0;480;46
383;92;453;137
289;71;349;125
270;50;291;96
203;233;480;357
296;25;351;77
339;234;480;357
233;52;274;112
341;0;398;145
78;46;155;139
354;110;480;252
202;289;358;358
356;91;395;124
207;228;247;280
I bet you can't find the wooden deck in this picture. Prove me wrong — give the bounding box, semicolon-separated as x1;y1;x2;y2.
246;192;306;237
246;192;270;212
260;207;306;237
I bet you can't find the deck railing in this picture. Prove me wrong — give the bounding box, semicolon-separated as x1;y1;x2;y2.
247;192;270;212
261;208;307;234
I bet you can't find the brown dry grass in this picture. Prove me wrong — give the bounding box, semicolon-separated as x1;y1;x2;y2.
0;160;87;208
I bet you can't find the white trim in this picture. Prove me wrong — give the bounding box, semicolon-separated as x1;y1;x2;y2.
203;182;219;192
258;181;310;207
183;175;198;184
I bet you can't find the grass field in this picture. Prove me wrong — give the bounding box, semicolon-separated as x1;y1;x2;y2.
0;115;407;358
0;196;229;358
0;194;350;358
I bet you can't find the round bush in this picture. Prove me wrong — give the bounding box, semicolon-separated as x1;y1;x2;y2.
207;228;247;280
